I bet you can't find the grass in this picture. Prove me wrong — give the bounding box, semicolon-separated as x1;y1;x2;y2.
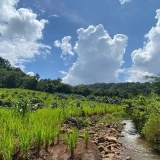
98;111;127;123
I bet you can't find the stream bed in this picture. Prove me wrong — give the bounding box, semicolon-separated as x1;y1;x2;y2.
118;120;160;160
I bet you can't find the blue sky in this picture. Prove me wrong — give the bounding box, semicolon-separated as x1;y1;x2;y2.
0;0;160;85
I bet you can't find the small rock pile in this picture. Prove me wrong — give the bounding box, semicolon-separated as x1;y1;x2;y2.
80;122;131;160
61;118;131;160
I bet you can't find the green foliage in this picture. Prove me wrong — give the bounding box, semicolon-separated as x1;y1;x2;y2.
83;129;89;149
145;74;160;95
65;128;78;158
124;93;160;150
142;114;160;150
18;127;32;159
81;117;92;127
98;111;127;123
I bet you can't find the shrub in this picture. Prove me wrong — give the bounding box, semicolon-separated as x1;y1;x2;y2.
142;114;160;150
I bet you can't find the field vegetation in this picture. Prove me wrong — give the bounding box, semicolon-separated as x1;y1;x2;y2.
0;88;124;159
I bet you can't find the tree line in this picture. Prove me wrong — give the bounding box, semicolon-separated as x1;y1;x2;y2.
0;57;159;98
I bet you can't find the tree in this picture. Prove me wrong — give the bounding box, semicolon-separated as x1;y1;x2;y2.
22;76;38;90
145;74;160;95
35;73;40;80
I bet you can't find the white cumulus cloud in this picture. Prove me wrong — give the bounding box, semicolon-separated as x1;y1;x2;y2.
126;9;160;82
59;24;128;85
119;0;132;5
54;36;74;59
27;72;34;76
0;0;51;69
54;36;74;60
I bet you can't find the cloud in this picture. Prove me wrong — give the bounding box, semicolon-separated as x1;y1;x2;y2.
54;36;74;59
59;24;128;85
125;9;160;82
0;0;51;69
59;71;67;75
27;72;34;76
51;14;60;18
119;0;132;5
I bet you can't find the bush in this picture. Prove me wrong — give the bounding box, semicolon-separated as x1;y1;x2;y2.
143;114;160;150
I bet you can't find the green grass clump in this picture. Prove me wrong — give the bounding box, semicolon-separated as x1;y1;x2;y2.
65;128;78;158
83;129;89;149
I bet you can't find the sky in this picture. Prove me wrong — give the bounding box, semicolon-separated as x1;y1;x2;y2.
0;0;160;85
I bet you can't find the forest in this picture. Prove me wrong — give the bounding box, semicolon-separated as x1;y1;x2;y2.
0;57;155;99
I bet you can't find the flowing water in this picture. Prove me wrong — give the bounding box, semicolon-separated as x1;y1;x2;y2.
118;120;160;160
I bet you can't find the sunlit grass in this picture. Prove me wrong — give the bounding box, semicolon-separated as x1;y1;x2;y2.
0;88;126;158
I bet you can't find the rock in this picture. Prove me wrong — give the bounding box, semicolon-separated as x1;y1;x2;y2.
126;156;131;160
110;143;116;147
89;130;96;134
106;124;111;128
98;145;105;152
106;153;115;157
119;134;125;137
103;158;112;160
93;133;99;137
106;136;119;143
107;145;112;150
104;148;110;154
98;136;106;143
110;148;115;153
108;128;118;136
98;142;105;146
115;151;120;155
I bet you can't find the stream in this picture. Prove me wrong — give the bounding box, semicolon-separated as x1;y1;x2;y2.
118;120;160;160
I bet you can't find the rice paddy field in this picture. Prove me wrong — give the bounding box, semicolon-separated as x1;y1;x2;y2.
0;88;124;159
